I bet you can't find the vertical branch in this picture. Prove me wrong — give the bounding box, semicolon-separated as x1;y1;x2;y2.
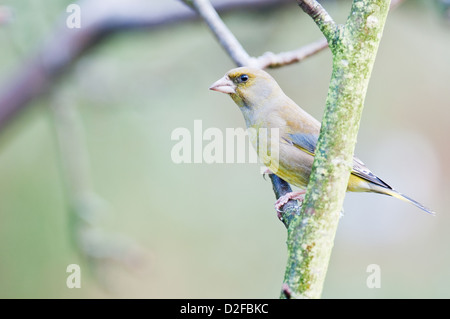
50;91;142;277
50;91;101;244
282;0;391;298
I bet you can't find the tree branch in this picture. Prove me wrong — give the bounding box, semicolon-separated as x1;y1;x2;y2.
184;0;329;69
282;0;392;299
294;0;405;54
254;38;328;69
296;0;337;44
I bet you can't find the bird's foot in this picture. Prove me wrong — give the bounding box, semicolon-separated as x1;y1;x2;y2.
275;190;306;218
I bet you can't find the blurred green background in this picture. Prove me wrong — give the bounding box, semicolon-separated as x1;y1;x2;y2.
0;0;449;298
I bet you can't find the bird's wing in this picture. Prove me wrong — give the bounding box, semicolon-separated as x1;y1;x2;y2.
285;133;317;156
351;156;392;189
287;133;392;189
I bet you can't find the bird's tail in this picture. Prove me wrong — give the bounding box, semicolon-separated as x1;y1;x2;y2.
376;187;435;215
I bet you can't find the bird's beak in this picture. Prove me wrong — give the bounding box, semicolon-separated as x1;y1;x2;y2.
209;75;236;94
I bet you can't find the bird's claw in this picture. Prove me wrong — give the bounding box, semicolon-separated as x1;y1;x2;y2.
274;190;306;220
261;168;272;181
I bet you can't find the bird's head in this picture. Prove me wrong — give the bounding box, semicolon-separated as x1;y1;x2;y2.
209;67;282;109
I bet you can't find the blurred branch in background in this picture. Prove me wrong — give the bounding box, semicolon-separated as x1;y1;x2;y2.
0;0;294;132
0;0;303;287
436;0;450;20
50;90;143;284
0;5;13;26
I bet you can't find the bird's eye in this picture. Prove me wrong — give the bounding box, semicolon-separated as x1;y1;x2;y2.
239;74;249;83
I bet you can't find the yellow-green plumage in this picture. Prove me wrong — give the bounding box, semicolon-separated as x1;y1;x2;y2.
210;67;434;215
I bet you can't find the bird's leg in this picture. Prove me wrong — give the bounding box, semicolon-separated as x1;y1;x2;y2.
275;190;306;214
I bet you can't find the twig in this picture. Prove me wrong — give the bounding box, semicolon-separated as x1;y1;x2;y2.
296;0;337;43
295;0;405;53
188;0;252;66
254;38;328;69
184;0;329;69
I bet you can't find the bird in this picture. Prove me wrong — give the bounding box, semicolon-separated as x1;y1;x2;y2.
209;66;434;215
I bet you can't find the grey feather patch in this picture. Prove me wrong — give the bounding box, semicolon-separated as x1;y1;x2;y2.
288;133;392;190
287;133;318;155
352;156;392;189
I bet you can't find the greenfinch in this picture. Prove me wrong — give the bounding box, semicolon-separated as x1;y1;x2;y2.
210;67;434;215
